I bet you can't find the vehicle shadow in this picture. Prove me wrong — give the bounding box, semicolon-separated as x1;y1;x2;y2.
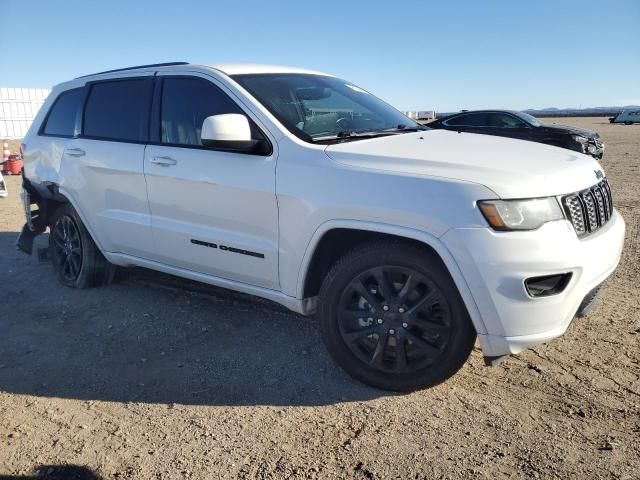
0;464;101;479
0;232;389;406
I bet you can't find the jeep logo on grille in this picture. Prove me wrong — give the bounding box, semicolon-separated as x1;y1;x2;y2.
595;170;604;180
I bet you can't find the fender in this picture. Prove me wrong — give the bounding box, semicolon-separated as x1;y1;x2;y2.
21;177;110;258
295;219;488;335
54;184;115;257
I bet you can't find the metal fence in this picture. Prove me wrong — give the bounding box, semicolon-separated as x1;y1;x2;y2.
0;87;51;138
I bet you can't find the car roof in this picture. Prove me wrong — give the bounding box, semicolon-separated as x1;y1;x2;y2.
74;62;331;80
207;64;330;76
52;62;335;98
448;109;525;116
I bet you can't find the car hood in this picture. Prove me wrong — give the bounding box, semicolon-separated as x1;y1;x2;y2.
541;123;599;138
324;130;604;198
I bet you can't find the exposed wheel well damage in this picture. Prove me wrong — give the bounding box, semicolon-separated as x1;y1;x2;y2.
302;228;449;299
16;178;70;255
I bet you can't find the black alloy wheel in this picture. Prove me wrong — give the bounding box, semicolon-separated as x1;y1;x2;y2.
318;242;476;391
52;214;83;282
337;266;452;374
48;204;116;288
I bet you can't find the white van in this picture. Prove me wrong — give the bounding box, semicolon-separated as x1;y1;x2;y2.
610;110;640;125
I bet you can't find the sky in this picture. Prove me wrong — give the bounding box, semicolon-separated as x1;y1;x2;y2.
1;0;638;112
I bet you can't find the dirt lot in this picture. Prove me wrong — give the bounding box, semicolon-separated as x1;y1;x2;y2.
1;118;638;479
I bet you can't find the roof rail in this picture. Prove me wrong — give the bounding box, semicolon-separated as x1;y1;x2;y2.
76;62;189;78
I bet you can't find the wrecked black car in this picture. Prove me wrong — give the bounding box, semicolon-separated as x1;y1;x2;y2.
428;110;604;159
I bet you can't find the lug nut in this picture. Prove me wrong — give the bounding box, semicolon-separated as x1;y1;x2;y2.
402;322;408;328
389;329;395;335
383;305;390;311
398;307;405;313
377;318;383;324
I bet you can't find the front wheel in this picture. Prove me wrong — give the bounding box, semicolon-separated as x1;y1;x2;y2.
317;242;476;391
49;204;116;288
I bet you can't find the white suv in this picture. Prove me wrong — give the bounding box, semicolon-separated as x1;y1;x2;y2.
17;62;625;391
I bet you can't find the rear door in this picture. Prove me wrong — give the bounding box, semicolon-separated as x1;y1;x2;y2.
63;75;154;256
143;73;279;289
26;86;84;186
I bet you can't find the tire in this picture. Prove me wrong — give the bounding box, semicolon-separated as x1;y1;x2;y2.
48;204;116;288
624;121;632;125
317;241;476;391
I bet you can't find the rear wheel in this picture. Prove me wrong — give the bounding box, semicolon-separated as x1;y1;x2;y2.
624;121;633;125
317;242;476;391
49;204;115;288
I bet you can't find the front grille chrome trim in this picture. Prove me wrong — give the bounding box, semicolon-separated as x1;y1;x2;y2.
562;178;614;237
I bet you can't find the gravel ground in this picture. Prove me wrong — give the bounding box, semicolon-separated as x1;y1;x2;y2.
0;117;638;479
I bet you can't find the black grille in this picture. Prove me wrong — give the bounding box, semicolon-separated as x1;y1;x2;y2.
563;179;614;237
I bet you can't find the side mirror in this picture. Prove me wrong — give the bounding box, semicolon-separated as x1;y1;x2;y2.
201;114;262;153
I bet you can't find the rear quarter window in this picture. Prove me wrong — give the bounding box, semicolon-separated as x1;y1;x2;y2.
83;79;152;142
42;88;84;137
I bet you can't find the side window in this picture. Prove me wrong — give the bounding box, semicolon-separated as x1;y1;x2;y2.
42;88;83;137
83;79;152;142
486;113;526;128
446;113;488;127
160;77;244;146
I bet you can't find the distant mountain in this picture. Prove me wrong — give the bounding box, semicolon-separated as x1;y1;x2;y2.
524;105;640;117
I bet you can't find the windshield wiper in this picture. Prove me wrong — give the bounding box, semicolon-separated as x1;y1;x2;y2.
314;125;428;143
313;131;395;143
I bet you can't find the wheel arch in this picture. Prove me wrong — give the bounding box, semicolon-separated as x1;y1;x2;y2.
26;179;110;256
296;220;488;335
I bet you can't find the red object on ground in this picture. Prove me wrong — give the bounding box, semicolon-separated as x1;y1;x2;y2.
2;156;23;175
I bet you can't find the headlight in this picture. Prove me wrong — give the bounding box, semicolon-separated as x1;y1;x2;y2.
478;197;564;231
571;134;589;144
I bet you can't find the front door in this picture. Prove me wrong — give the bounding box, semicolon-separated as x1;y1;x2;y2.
143;74;279;290
484;112;532;141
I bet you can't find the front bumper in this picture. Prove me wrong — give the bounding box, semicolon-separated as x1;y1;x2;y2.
441;210;625;357
568;137;605;158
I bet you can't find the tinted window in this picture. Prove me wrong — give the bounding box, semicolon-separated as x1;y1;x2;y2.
445;113;488;127
486;113;527;128
83;79;152;142
43;88;83;137
517;111;541;127
160;78;244;146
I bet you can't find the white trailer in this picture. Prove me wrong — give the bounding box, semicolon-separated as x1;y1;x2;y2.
403;110;436;120
610;110;640;125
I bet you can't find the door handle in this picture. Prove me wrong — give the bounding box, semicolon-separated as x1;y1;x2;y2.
64;148;86;157
150;156;177;166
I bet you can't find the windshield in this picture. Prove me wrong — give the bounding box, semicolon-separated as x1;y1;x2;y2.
232;74;420;142
517;111;543;127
